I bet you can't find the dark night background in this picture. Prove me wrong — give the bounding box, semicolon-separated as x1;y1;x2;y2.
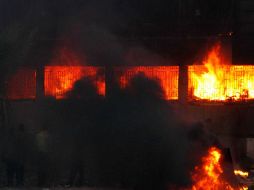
0;0;237;70
1;0;253;74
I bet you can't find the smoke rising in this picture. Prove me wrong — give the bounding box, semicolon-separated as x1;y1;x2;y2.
42;75;188;188
0;1;238;189
33;74;232;189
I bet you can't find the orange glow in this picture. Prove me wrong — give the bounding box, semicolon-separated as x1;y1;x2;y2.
49;47;83;66
234;170;249;178
190;147;247;190
44;66;105;99
114;66;179;100
188;44;254;101
6;69;36;100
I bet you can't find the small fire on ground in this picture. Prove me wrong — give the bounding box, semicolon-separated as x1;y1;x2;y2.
182;147;248;190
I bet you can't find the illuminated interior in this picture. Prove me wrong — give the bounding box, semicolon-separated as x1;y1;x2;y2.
188;44;254;101
44;66;105;99
6;69;36;100
188;65;254;101
114;66;179;100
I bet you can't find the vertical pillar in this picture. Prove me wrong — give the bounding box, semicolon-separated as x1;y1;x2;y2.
36;66;44;100
178;64;188;104
105;65;114;98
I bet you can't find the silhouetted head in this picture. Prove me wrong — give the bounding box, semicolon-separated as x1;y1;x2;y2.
18;123;25;132
67;77;98;99
127;73;164;100
41;125;48;132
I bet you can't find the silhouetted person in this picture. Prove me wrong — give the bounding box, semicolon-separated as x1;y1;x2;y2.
65;77;99;187
67;145;84;187
124;75;171;190
66;122;87;187
15;124;26;186
3;124;26;187
36;126;49;187
3;127;16;187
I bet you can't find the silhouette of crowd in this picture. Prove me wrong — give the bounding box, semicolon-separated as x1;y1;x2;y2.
0;75;218;189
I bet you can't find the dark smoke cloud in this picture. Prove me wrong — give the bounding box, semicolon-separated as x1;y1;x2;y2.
44;75;190;189
39;74;234;189
0;0;237;188
1;66;234;188
124;47;174;66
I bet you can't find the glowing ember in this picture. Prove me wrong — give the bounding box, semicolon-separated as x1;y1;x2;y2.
188;44;254;101
234;170;249;178
44;66;105;99
189;147;247;190
114;66;179;100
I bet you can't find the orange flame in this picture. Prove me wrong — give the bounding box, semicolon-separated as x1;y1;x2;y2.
234;170;249;178
44;47;106;99
190;147;247;190
189;44;254;101
44;66;105;99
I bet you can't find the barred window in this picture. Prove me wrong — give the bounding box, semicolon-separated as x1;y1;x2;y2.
44;66;105;99
188;65;254;101
114;66;179;100
6;69;36;100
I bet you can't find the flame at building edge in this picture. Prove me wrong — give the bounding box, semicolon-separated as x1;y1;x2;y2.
189;44;254;101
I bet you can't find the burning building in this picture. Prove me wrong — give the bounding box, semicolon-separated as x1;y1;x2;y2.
1;0;254;188
3;42;254;189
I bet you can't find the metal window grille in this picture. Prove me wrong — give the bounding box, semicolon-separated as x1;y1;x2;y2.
6;69;36;100
44;66;105;99
114;66;179;100
188;65;254;101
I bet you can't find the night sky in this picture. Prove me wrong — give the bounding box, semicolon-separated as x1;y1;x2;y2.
0;0;233;37
0;0;236;74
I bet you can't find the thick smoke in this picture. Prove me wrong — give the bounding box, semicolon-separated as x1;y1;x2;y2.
34;74;235;189
41;75;188;189
0;0;238;189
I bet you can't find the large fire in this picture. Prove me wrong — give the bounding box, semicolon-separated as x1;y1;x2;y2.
188;44;254;101
114;66;179;100
188;147;247;190
44;66;105;99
